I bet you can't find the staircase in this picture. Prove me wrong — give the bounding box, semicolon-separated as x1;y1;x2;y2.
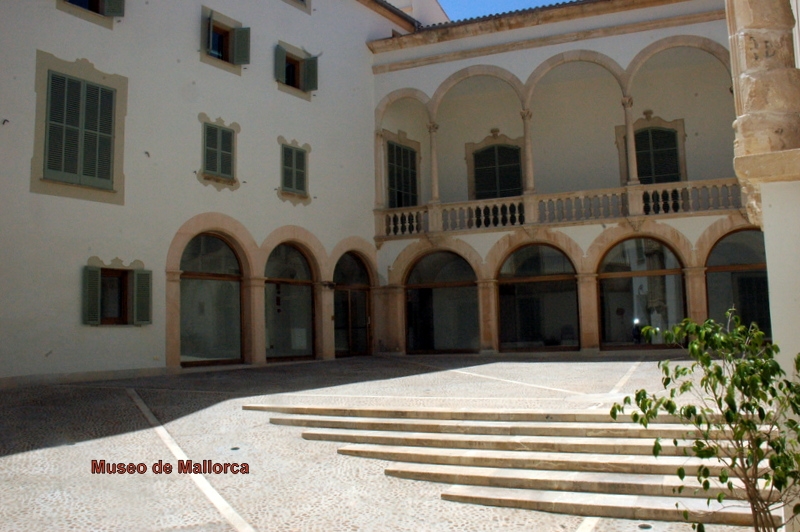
243;405;773;527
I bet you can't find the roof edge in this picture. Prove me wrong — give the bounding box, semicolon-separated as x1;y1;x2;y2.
354;0;420;33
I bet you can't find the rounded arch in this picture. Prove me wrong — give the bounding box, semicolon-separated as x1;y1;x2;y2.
525;50;626;106
625;36;731;94
485;228;584;278
389;237;485;285
694;214;759;267
260;225;327;282
375;88;432;131
328;236;378;286
166;212;257;277
429;65;525;121
585;220;694;272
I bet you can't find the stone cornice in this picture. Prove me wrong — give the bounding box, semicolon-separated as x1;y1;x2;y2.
354;0;418;34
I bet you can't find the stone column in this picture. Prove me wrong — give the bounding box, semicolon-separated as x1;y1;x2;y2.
428;122;440;204
577;273;600;350
477;280;499;354
165;270;182;368
683;267;708;325
245;277;266;365
622;96;639;184
521;108;535;194
375;130;385;208
372;285;406;354
315;282;336;360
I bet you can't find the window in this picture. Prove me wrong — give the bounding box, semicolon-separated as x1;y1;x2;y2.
282;145;307;194
205;11;250;65
45;71;115;190
204;123;235;180
83;266;151;326
387;141;417;208
65;0;124;16
635;128;679;184
275;43;318;93
473;145;522;199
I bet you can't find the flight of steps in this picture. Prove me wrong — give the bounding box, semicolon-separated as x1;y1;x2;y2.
243;405;774;527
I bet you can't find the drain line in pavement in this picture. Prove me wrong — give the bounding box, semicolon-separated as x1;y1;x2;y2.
575;516;600;532
608;359;643;394
126;388;255;532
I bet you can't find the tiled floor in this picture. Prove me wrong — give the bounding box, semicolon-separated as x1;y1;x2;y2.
0;353;753;531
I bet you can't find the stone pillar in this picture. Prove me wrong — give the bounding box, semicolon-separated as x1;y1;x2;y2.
683;267;708;325
477;280;499;354
577;273;600;350
245;277;266;365
428;122;440;204
375;130;385;208
521;108;535;194
315;282;336;360
165;270;182;368
372;285;406;354
622;96;640;185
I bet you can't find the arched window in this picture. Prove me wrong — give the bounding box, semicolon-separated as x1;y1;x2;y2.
598;238;685;346
180;233;242;365
706;230;770;336
635;128;680;184
406;252;478;353
473;145;522;199
333;253;371;357
498;245;578;350
265;244;314;360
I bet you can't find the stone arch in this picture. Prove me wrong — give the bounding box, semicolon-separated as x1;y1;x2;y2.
695;214;759;266
375;88;432;131
429;65;525;121
485;228;584;279
328;236;378;286
525;50;626;106
389;237;485;285
585;220;695;272
625;36;731;94
260;225;327;282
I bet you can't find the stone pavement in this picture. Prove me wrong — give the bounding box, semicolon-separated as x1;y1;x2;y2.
0;353;752;531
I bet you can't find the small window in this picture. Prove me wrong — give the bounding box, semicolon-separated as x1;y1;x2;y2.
204;123;235;180
635;128;680;184
45;71;115;190
387;141;417;208
473;145;522;200
65;0;124;16
83;266;152;325
203;9;250;67
282;145;307;194
275;44;318;92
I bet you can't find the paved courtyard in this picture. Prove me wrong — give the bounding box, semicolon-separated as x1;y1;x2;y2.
0;353;752;531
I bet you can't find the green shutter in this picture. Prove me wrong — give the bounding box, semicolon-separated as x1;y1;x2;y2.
83;266;102;325
301;56;318;92
101;0;125;17
274;45;287;84
282;145;293;189
206;11;214;54
133;270;152;325
220;128;233;178
45;72;82;184
295;149;306;193
231;27;250;65
204;124;219;174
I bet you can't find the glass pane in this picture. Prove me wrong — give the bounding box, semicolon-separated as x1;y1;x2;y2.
407;252;476;285
707;231;766;267
265;244;312;281
101;275;122;319
334;253;370;285
473;147;496;169
707;271;771;336
406;286;478;352
350;290;369;353
334;291;350;352
180;279;241;362
600;238;681;273
180;234;240;275
600;274;685;345
500;245;575;278
265;283;313;358
499;281;578;349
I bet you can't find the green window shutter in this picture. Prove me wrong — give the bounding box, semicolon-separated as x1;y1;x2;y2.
301;56;318;92
230;27;250;65
274;45;287;84
204;124;219;174
83;266;102;325
80;83;114;190
295;149;306;193
101;0;125;17
206;11;214;54
220;128;234;178
282;145;294;189
132;270;152;325
45;72;82;184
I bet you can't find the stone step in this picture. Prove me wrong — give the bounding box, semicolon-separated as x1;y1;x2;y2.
270;414;714;440
440;485;771;527
338;444;727;476
385;462;764;501
244;404;688;424
303;428;698;456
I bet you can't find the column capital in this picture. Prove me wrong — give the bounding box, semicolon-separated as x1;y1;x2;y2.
375;129;384;140
166;270;183;282
427;122;439;134
621;95;634;109
520;108;533;121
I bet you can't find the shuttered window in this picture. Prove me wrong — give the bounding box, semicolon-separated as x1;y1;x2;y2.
83;267;151;326
635;128;680;184
473;145;522;200
274;45;318;92
206;11;250;66
387;141;417;208
204;124;235;179
66;0;125;16
282;145;307;194
45;71;115;189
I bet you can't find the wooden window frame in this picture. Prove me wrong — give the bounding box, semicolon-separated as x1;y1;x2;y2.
275;42;318;99
200;7;249;75
83;266;152;326
203;123;236;180
465;132;525;200
281;144;307;195
382;130;420;209
615;115;687;186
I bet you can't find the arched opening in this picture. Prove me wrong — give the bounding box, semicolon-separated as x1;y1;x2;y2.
498;245;579;351
598;238;685;346
405;251;479;353
265;244;314;360
333;252;371;357
180;233;243;365
706;230;770;336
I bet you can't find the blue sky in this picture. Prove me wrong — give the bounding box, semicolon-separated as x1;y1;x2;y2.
437;0;557;21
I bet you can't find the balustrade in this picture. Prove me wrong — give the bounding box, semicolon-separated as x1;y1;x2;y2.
639;179;741;215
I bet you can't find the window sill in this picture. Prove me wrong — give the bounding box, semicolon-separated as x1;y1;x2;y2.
56;0;115;29
277;188;311;206
280;0;312;15
200;173;240;191
199;52;242;76
277;82;312;101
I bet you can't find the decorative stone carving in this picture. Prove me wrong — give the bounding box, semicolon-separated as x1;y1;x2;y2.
739;179;764;227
